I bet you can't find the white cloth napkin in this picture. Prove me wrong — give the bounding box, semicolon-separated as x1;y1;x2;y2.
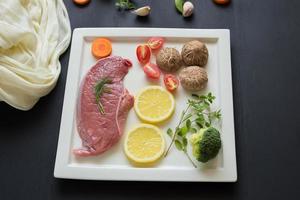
0;0;71;110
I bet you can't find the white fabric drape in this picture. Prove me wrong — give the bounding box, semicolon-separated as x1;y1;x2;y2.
0;0;71;110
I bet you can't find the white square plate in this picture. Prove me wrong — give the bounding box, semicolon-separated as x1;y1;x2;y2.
54;28;237;182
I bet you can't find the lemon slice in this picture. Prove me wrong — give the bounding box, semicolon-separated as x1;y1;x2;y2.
124;124;165;165
134;86;175;123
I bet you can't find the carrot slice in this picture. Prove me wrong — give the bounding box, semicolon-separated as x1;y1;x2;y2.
91;38;112;59
73;0;90;6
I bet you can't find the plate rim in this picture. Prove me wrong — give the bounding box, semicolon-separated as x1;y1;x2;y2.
54;28;237;182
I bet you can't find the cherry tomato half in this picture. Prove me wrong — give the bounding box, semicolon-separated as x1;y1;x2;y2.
164;74;179;91
143;63;161;79
213;0;230;5
147;37;164;50
136;44;151;64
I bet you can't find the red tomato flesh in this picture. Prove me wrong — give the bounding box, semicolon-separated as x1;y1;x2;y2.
143;63;161;79
136;44;151;64
164;74;179;91
147;37;164;50
213;0;230;5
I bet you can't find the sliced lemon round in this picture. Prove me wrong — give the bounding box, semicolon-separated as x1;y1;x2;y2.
134;86;175;123
124;124;165;165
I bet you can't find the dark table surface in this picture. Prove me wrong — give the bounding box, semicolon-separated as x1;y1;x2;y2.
1;0;300;199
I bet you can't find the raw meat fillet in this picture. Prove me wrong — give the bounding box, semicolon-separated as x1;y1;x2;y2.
74;56;134;156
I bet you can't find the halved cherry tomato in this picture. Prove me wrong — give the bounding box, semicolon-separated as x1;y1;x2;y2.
147;37;164;50
136;44;151;64
164;74;179;91
143;63;161;79
213;0;230;5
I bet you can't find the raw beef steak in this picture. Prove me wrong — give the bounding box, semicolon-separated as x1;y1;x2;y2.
74;56;134;156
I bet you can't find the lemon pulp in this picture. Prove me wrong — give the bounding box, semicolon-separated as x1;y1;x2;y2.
134;86;175;123
124;124;165;164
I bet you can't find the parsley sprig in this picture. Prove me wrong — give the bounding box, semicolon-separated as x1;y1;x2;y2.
94;78;112;114
115;0;136;10
164;92;222;168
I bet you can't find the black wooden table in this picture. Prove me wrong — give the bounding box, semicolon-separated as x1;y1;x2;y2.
1;0;299;199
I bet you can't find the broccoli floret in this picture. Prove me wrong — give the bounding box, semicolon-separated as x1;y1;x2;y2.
190;127;222;163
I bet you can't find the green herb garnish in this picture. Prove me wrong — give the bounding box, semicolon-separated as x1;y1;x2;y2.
164;92;222;168
115;0;136;10
94;78;112;114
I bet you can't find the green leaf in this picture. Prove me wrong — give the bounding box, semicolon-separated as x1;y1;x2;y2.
186;119;191;130
178;126;188;137
167;128;173;137
196;114;205;125
209;111;217;121
190;127;197;133
127;2;136;9
189;100;209;112
204;101;210;106
196;122;203;128
182;137;188;148
175;0;184;13
115;0;136;10
187;99;194;104
196;113;207;128
175;140;183;151
205;122;211;127
200;95;207;100
192;94;200;99
196;112;204;117
177;129;182;137
182;113;192;122
207;92;216;103
216;109;222;119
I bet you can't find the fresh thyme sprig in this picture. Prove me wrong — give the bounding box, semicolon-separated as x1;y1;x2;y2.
94;78;112;114
164;92;222;168
115;0;136;10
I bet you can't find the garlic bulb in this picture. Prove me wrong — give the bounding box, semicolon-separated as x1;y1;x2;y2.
183;1;194;17
132;6;151;16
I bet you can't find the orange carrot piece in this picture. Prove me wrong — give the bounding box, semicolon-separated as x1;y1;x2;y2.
73;0;90;6
91;38;112;59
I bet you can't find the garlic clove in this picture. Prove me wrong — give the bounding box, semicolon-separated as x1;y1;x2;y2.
131;6;151;16
182;1;194;17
